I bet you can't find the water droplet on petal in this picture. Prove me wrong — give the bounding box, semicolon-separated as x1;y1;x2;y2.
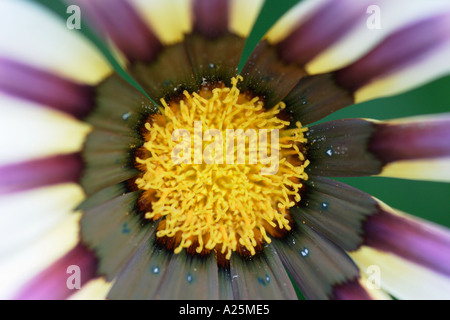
122;112;131;121
301;248;309;257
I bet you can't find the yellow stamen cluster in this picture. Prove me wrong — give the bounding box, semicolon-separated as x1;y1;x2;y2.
135;77;309;259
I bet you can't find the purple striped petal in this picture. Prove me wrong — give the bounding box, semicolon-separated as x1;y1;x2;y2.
335;13;450;92
193;0;229;38
14;243;98;300
73;0;161;62
277;0;369;65
0;57;94;118
0;153;83;195
332;279;372;300
364;207;450;277
369;116;450;163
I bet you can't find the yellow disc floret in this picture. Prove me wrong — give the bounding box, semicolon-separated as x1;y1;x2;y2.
135;76;309;260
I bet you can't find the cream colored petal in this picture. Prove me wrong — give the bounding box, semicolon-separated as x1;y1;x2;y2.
69;277;113;300
357;273;392;300
378;158;450;182
229;0;264;38
351;246;450;300
129;0;192;44
0;93;91;166
0;183;84;259
0;212;80;299
0;0;111;84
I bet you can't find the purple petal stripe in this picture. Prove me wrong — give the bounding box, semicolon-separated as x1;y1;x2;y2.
0;57;94;118
277;0;369;65
369;116;450;163
193;0;229;38
364;207;450;277
14;243;98;300
335;13;450;92
73;0;162;62
331;279;372;300
0;153;83;195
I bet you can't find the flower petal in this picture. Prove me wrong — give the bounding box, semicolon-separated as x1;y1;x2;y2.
272;222;361;300
192;0;229;38
229;0;264;38
378;158;450;182
0;58;95;119
305;119;382;177
0;0;111;84
363;202;450;277
0;154;83;195
351;246;450;300
335;10;450;96
331;279;372;300
0;213;80;299
151;252;220;300
184;0;255;86
229;245;297;300
13;242;98;300
369;114;450;181
293;176;377;252
68;277;112;300
128;0;192;44
71;0;162;63
0;93;90;166
276;0;371;66
80;191;153;281
305;114;450;181
283;73;354;126
0;184;84;259
307;0;450;74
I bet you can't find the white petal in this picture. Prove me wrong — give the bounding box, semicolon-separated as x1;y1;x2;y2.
0;212;80;299
0;93;91;166
0;183;84;259
0;0;111;84
351;246;450;300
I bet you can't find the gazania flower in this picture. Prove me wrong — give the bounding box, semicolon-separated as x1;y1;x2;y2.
1;0;450;300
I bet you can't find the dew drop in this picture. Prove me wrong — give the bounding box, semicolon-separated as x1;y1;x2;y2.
121;222;130;234
325;148;333;157
121;112;131;121
187;274;193;283
301;248;309;257
321;202;329;209
208;63;215;69
265;274;271;283
152;266;160;274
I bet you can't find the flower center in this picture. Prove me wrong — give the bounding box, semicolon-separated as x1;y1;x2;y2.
134;76;309;261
